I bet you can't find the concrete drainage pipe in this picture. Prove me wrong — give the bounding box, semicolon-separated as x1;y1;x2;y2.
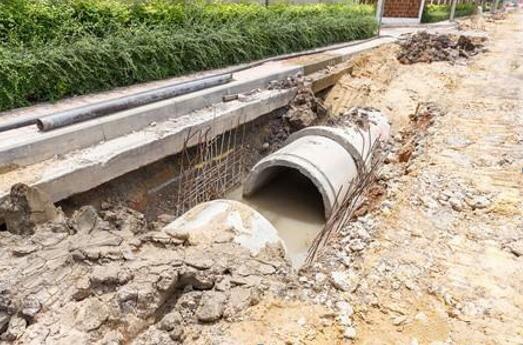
243;113;390;219
163;199;285;255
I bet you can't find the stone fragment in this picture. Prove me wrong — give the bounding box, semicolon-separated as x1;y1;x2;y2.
90;263;132;287
158;311;182;331
343;326;357;339
72;206;109;234
330;271;354;292
21;295;41;319
0;312;9;333
1;316;26;341
0;184;61;235
184;255;214;270
75;299;110;331
449;197;464;212
225;287;257;317
507;240;523;257
178;269;215;290
196;291;227;323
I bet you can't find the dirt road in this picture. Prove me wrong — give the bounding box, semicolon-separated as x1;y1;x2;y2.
325;12;523;345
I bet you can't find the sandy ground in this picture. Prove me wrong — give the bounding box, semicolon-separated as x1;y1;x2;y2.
220;12;522;345
331;12;523;345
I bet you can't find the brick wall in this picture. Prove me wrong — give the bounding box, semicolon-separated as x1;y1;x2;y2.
383;0;423;17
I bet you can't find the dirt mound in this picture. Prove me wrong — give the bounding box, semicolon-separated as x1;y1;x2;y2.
397;32;486;64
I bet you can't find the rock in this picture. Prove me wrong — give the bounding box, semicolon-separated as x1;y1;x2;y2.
466;195;491;209
392;315;408;326
75;299;110;331
0;312;9;333
158;311;182;331
21;295;41;319
343;326;357;339
169;325;184;341
215;277;231;292
176;291;202;312
72;206;111;234
97;330;125;345
178;269;215;290
196;291;227;323
336;300;354;318
11;244;39;256
0;184;61;235
1;316;26;341
506;240;523;257
347;239;365;252
330;271;359;292
155;269;179;292
225;287;257;317
184;255;214;270
449;197;464;212
90;263;132;287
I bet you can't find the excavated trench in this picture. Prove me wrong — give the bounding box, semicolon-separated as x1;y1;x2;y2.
52;102;389;268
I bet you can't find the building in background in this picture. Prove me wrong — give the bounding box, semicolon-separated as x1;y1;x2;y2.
381;0;427;25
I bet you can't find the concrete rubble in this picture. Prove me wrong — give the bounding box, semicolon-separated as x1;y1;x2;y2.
397;32;487;64
0;187;292;344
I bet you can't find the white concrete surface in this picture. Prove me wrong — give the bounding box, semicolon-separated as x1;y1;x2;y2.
163;199;285;255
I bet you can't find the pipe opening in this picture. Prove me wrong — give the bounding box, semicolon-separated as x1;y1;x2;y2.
227;167;325;267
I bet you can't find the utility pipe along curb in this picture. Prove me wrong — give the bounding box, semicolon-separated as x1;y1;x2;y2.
35;74;234;132
0;35;394;134
243;113;390;219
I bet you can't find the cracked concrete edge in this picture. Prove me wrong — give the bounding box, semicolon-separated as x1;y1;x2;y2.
0;89;296;206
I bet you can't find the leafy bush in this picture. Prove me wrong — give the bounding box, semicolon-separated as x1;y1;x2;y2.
422;3;475;23
0;1;376;110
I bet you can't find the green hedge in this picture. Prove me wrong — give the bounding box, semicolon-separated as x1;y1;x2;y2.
0;1;377;111
421;3;475;23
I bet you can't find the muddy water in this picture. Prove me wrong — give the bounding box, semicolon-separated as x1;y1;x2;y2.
226;169;325;267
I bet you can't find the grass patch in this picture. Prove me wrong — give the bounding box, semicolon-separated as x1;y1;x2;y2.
421;3;475;23
0;0;377;110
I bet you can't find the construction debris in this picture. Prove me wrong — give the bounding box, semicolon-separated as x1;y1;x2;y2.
0;185;291;344
284;86;329;131
397;32;486;64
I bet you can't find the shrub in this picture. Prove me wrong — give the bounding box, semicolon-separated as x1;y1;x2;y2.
421;3;475;23
0;1;377;110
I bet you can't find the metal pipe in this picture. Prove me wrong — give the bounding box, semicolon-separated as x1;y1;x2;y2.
0;118;39;133
36;73;233;132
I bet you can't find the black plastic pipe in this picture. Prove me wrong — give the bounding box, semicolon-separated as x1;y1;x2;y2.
0;118;39;133
36;73;233;132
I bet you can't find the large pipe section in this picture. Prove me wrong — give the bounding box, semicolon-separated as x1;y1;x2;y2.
243;111;390;219
163;199;285;255
36;74;233;132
